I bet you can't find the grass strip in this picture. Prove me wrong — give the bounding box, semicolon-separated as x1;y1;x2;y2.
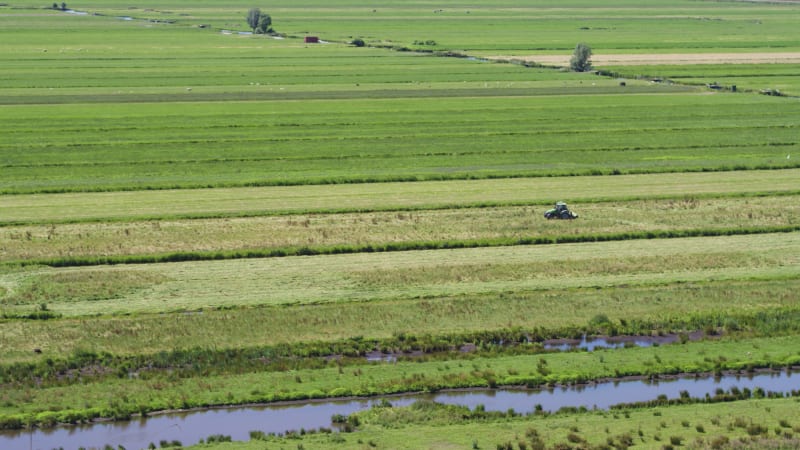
3;276;800;363
2;169;799;225
252;397;800;450
1;335;799;429
2;164;799;197
0;84;690;106
6;224;800;268
1;194;798;264
1;232;798;317
5;306;800;387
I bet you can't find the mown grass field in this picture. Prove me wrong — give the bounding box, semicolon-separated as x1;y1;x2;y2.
2;93;798;194
603;63;800;96
1;193;798;263
2;169;799;224
1;232;798;318
1;0;800;448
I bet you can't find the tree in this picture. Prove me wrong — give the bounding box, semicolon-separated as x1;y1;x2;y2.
246;8;261;33
256;13;272;34
569;43;592;72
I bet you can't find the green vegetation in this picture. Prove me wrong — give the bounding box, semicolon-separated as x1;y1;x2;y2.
311;399;800;449
570;43;593;72
2;94;798;194
1;232;798;318
2;192;799;266
1;335;799;427
2;170;798;225
1;0;799;447
603;63;800;96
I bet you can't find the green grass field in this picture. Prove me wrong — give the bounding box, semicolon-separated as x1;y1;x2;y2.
7;0;800;53
1;0;800;447
603;63;800;96
2;232;798;317
2;193;798;264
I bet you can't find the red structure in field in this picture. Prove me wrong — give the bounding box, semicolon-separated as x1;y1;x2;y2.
304;36;319;43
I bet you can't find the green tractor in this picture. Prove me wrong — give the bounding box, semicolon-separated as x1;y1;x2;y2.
544;201;578;220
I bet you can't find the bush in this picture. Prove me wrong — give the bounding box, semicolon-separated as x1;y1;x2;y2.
567;433;584;443
351;38;365;47
709;436;729;449
249;430;267;441
746;423;768;436
205;434;231;443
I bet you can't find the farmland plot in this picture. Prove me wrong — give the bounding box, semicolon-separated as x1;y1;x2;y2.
2;0;800;447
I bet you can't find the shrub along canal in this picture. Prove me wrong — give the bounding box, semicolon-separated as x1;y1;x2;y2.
1;370;798;449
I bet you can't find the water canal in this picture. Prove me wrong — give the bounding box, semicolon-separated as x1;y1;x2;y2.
2;370;797;450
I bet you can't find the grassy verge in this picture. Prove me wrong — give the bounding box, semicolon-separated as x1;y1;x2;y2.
2;274;799;363
196;397;800;449
1;334;799;429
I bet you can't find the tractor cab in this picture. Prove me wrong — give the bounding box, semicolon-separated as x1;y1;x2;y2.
544;201;578;220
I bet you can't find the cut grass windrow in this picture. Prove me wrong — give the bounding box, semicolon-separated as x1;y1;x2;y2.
2;169;799;225
2;232;798;318
2;194;799;264
5;225;799;269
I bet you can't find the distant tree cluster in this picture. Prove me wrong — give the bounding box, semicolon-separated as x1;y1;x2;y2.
246;7;273;34
52;2;67;10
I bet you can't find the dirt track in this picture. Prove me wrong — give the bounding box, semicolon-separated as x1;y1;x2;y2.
489;52;800;66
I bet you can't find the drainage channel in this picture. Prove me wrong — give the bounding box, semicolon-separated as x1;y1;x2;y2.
1;370;797;450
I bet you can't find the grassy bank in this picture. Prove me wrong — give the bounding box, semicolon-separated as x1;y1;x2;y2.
1;276;799;368
1;334;799;430
193;397;800;449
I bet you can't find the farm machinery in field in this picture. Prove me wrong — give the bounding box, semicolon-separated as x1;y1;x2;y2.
544;201;578;220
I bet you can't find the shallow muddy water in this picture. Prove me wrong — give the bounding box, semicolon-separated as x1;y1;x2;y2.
2;370;797;450
367;332;700;362
541;333;696;352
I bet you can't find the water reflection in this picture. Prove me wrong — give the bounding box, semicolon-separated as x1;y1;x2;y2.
1;370;796;450
542;334;694;352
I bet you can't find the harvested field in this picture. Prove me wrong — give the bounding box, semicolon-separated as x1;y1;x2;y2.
491;52;800;66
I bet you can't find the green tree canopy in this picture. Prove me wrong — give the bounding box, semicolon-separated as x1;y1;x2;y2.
257;13;272;34
246;7;261;33
569;43;593;72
